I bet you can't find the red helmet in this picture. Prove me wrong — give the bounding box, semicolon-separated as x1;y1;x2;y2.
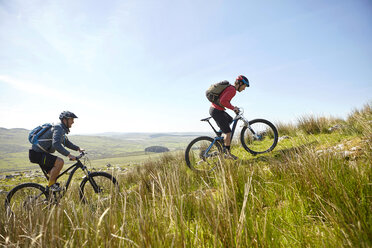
236;75;249;87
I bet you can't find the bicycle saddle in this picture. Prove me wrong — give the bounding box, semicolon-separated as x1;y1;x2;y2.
200;117;212;122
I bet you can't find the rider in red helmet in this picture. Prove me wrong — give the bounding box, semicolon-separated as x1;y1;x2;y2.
209;75;249;159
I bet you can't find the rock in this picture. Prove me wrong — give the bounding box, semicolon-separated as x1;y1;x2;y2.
350;146;361;151
115;166;125;171
328;124;343;132
0;175;6;180
278;136;291;142
106;163;112;168
335;144;344;150
343;151;355;157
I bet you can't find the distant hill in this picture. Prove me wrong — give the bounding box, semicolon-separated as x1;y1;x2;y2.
0;127;210;172
91;132;211;139
0;128;29;153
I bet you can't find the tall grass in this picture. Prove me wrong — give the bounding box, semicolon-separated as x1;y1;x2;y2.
346;103;372;138
0;104;371;247
1;139;370;247
277;105;371;137
275;121;298;136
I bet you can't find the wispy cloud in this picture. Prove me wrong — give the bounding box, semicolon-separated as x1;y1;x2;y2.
0;75;101;109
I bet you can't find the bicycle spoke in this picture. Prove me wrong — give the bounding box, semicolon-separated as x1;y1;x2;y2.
6;183;48;215
241;119;278;154
185;136;222;171
80;172;119;205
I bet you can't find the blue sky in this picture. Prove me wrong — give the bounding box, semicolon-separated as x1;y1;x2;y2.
0;0;371;134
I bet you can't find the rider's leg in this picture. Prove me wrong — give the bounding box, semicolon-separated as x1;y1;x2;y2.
48;158;64;186
224;132;232;147
210;108;233;139
223;132;237;159
210;107;235;156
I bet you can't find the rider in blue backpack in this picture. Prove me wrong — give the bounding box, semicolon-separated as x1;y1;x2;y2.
28;111;84;192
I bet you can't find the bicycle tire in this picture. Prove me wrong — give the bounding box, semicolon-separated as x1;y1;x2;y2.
79;172;119;204
5;183;48;215
240;119;278;155
185;136;223;172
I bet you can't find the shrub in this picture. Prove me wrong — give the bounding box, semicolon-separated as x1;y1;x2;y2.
297;115;343;134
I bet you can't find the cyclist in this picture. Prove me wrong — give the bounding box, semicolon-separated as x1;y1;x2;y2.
209;75;249;159
28;111;84;192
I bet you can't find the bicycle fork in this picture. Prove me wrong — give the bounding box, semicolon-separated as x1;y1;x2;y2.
243;121;261;140
82;167;101;193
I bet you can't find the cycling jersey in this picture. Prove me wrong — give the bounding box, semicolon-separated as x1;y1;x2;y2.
211;85;236;111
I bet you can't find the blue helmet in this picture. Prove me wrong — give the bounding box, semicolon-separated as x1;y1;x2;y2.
236;75;249;87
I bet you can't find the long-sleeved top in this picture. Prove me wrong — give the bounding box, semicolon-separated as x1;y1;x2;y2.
211;85;236;111
31;122;79;156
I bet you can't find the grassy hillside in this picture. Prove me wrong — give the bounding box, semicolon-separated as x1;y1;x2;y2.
0;103;371;247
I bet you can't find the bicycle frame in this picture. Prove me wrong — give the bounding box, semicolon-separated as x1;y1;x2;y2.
5;153;118;214
40;155;92;194
57;161;90;192
202;110;256;156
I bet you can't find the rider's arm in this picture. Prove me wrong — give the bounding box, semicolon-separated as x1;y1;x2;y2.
64;136;80;152
219;86;237;110
52;125;73;156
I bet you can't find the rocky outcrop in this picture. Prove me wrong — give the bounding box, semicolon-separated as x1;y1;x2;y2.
278;136;292;142
315;140;364;159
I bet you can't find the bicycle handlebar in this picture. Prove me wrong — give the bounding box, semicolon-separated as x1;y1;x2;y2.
234;107;244;119
74;151;86;161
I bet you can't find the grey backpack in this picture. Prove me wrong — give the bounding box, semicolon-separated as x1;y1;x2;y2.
206;80;231;107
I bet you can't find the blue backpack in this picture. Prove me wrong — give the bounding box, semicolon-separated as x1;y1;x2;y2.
28;123;53;145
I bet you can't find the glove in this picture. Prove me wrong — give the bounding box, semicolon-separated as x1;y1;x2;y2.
233;106;240;114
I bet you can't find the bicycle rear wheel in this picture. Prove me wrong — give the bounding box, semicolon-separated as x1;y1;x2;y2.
79;172;119;204
240;119;278;155
185;136;223;172
5;183;48;216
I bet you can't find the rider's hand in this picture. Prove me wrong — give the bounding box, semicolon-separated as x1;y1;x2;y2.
68;154;77;161
78;148;85;153
233;106;240;114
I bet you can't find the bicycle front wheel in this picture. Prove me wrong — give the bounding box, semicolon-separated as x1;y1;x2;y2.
5;183;48;216
79;172;119;204
240;119;278;155
185;136;223;172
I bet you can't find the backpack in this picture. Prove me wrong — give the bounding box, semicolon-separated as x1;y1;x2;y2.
28;123;53;145
206;80;231;107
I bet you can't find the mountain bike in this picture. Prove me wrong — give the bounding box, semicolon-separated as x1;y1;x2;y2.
5;152;119;215
185;109;278;171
